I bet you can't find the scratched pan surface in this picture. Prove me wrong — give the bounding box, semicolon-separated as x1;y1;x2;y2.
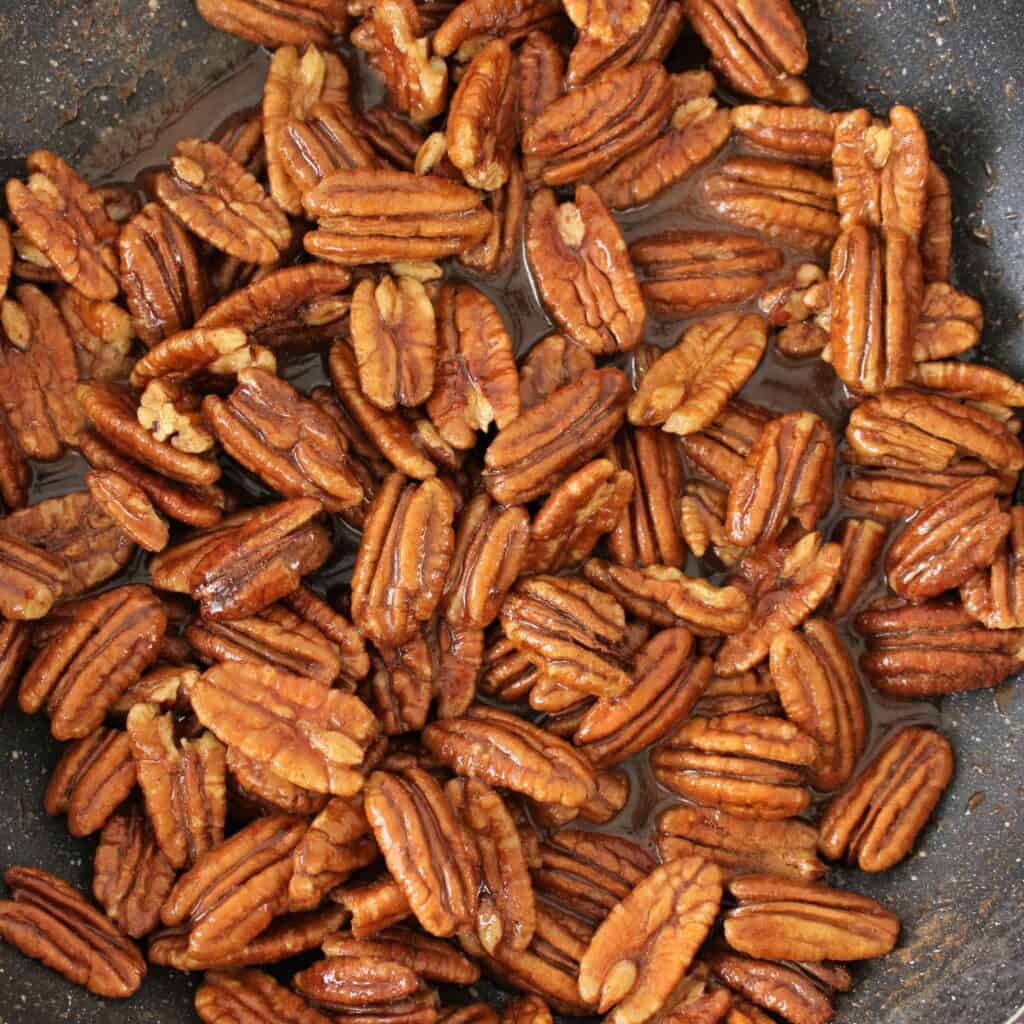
0;0;1022;1022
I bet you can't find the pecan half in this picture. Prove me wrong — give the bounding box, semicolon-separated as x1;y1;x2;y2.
459;160;526;275
369;633;434;736
723;875;899;962
680;481;743;568
0;619;30;709
908;361;1024;410
829;517;888;619
731;104;836;160
681;400;770;488
129;325;273;388
322;927;479;985
196;968;333;1024
693;667;780;717
819;725;954;871
433;0;561;57
294;955;426;1010
0;532;69;621
0;866;145;997
519;335;595;412
86;469;170;552
336;875;413;938
516;30;566;136
922;162;953;282
57;287;135;382
196;0;347;45
910;282;982;361
525;186;645;355
578;857;723;1023
961;506;1024;628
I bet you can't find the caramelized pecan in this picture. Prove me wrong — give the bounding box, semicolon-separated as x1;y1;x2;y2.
196;0;347;46
922;162;953;283
0;532;69;621
516;31;566;136
230;745;331;817
86;469;170;552
829;518;888;619
679;480;743;568
681;400;770;488
519;335;595;412
57;287;135;382
433;0;561;57
459;160;526;275
196;968;333;1024
0;619;30;709
502;996;553;1024
731;104;836;160
961;506;1024;628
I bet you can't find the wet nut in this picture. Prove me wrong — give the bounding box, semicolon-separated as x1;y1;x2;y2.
516;30;566;136
731;104;837;160
0;532;69;621
693;667;781;718
0;219;10;300
502;995;553;1024
369;632;434;735
229;744;331;817
912;282;983;361
526;186;645;355
196;0;348;46
628;313;768;435
282;101;381;196
961;506;1024;628
459;160;526;274
519;334;595;412
86;469;170;552
818;725;954;872
196;968;334;1024
294;954;432;1012
321;927;480;984
57;288;135;383
336;875;413;938
630;232;783;318
129;326;273;388
922;162;953;283
433;0;561;58
830;517;888;618
681;400;770;488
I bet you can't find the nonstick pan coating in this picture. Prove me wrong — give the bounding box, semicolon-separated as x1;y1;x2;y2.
0;1;1021;1021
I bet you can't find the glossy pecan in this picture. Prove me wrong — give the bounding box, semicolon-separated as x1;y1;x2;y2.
758;262;829;340
57;287;135;382
704;158;838;255
321;927;480;984
819;725;953;872
961;506;1024;628
85;468;169;552
519;335;595;412
129;325;273;389
196;968;333;1024
459;159;526;275
192;662;379;795
922;162;953;283
525;186;645;355
93;802;176;939
428;283;520;449
502;996;553;1024
479;633;543;703
731;104;836;160
0;619;30;709
433;0;561;57
483;367;630;505
369;632;434;736
196;0;347;45
0;866;145;998
679;480;743;568
908;361;1024;411
681;400;770;488
652;713;816;818
723;875;899;962
0;219;10;299
578;857;723;1024
829;517;888;618
516;30;566;136
630;232;783;318
229;745;331;818
423;704;597;808
337;875;414;938
0;531;69;622
294;955;430;1012
693;667;780;717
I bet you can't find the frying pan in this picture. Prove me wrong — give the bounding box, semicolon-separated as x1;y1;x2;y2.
0;0;1021;1021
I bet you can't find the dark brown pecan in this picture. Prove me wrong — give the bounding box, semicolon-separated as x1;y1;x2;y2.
922;162;953;282
56;287;134;382
196;968;333;1024
192;662;379;795
428;283;520;449
423;704;597;808
5;151;119;300
652;713;816;818
162;815;308;961
731;104;837;160
0;866;145;998
578;857;723;1023
196;0;347;45
303;168;492;264
322;928;479;984
723;875;899;962
93;802;176;939
155;138;291;263
44;726;136;837
459;160;526;275
683;0;808;103
819;725;954;872
364;768;478;937
961;505;1024;628
630;232;783;318
0;531;69;621
657;804;824;882
229;745;330;818
704;158;838;255
433;0;562;58
19;585;166;740
681;400;770;488
483;367;630;505
856;595;1024;696
829;518;888;618
885;476;1010;601
86;469;169;552
525;186;645;355
517;31;566;136
519;335;595;412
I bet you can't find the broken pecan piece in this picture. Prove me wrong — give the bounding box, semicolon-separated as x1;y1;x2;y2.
196;968;333;1024
57;287;135;382
0;532;69;621
961;506;1024;628
433;0;561;57
196;0;347;46
731;104;836;160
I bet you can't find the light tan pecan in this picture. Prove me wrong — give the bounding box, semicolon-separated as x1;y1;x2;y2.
574;627;712;766
483;367;630;505
196;968;333;1024
829;517;888;618
0;619;30;709
423;705;598;808
731;104;836;160
517;31;566;137
703;158;838;255
657;804;824;882
519;335;595;412
630;232;783;318
856;595;1024;697
196;0;347;45
93;802;176;939
725;411;834;547
819;725;953;872
19;585;165;740
525;186;645;355
5;151;119;300
629;314;768;436
723;875;899;962
961;506;1024;628
825;224;923;394
86;469;169;552
432;0;562;58
229;745;331;818
57;288;135;383
162;815;308;961
769;619;867;791
459;159;526;275
427;283;520;449
304;168;492;264
578;857;723;1024
922;162;953;282
44;726;136;838
680;400;770;488
321;927;480;984
0;531;69;622
191;662;379;795
0;866;145;998
683;0;808;103
885;476;1010;601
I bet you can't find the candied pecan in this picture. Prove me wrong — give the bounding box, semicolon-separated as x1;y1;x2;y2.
369;633;434;735
483;367;630;505
93;802;176;939
574;627;712;766
0;866;145;998
19;585;165;740
192;662;379;795
479;633;543;702
57;287;135;382
759;262;829;330
44;726;135;838
693;668;780;717
162;815;308;961
304;169;492;264
680;480;743;567
657;804;824;882
578;857;723;1023
196;0;347;45
704;158;838;255
819;725;953;872
683;0;808;103
681;400;770;488
519;335;594;412
136;378;216;455
294;953;428;1010
961;506;1024;628
5;151;118;300
0;619;30;709
630;232;783;318
423;704;597;808
459;159;526;275
0;219;10;299
230;745;330;817
922;162;953;282
629;314;768;436
433;0;561;57
731;104;836;160
322;928;479;984
86;469;169;552
517;31;565;136
525;186;644;355
910;362;1024;414
829;517;888;618
129;325;272;388
427;283;520;449
856;595;1024;697
126;702;227;868
337;876;413;938
196;968;333;1024
502;996;552;1024
723;875;899;962
0;532;69;621
0;410;28;512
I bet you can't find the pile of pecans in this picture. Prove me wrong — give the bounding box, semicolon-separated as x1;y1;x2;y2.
0;0;1019;1021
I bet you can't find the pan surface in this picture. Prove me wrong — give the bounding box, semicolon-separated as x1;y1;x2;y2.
0;1;1021;1022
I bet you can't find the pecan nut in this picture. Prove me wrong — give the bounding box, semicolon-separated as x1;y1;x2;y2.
516;30;566;136
502;996;553;1024
86;469;170;552
961;506;1024;628
196;968;333;1024
912;282;983;361
321;927;480;985
57;287;135;382
459;159;526;275
196;0;347;46
0;532;69;621
679;480;743;568
830;517;888;618
519;334;595;412
433;0;561;57
922;162;953;282
681;400;770;488
230;745;330;818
